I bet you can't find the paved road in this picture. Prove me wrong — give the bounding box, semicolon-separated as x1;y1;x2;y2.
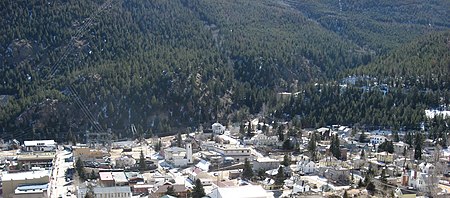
49;148;75;198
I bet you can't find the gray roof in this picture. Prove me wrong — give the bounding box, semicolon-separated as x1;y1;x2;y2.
94;186;131;194
165;147;186;152
16;183;48;191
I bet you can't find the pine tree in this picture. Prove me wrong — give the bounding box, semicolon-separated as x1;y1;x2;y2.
177;132;182;147
242;158;253;180
360;149;365;159
308;133;317;161
359;131;367;143
282;154;290;166
155;140;161;152
166;186;176;196
393;131;400;142
366;181;376;194
358;179;364;188
139;150;147;172
282;139;292;150
414;132;422;160
278;126;284;142
343;190;349;198
331;134;341;159
192;179;206;198
275;166;285;185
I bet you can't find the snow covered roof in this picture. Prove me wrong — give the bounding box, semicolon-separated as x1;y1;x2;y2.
23;140;56;147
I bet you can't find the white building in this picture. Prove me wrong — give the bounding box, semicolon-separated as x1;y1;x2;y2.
418;162;435;174
393;141;409;154
246;134;278;146
22;140;56;152
295;156;316;174
212;123;226;134
77;186;131;198
293;180;310;194
370;135;387;145
163;143;193;167
211;145;252;163
402;163;438;191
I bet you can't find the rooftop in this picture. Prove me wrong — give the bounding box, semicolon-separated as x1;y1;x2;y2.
99;172;114;181
23;140;56;147
165;147;186;153
15;183;48;194
2;170;50;181
209;185;273;198
112;172;128;183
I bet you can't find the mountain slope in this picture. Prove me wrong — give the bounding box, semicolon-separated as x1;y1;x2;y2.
283;0;450;53
354;30;450;89
0;0;448;141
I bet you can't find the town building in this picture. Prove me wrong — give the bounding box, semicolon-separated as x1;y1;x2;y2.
77;186;132;198
99;172;115;187
16;153;54;170
376;152;394;163
370;135;387;145
1;169;50;198
163;143;193;168
12;183;48;198
394;142;409;155
252;157;280;171
209;145;252;163
295;156;316;174
149;183;189;198
212;123;226;134
22;140;56;153
73;146;109;162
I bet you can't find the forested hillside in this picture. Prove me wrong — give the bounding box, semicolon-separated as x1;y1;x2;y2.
0;0;448;142
354;31;450;90
285;0;450;53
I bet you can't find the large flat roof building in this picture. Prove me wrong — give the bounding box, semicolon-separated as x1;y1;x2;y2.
1;170;50;198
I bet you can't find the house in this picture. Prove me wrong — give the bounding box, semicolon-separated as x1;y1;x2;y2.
394;142;409;155
188;168;214;186
149;183;189;198
132;184;153;195
418;162;435;174
212;123;226;134
253;157;280;171
376;152;394;163
295;156;315;174
77;186;132;198
293;180;310;194
318;166;350;185
318;157;340;167
394;187;416;198
260;178;278;190
402;168;438;191
208;185;274;198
